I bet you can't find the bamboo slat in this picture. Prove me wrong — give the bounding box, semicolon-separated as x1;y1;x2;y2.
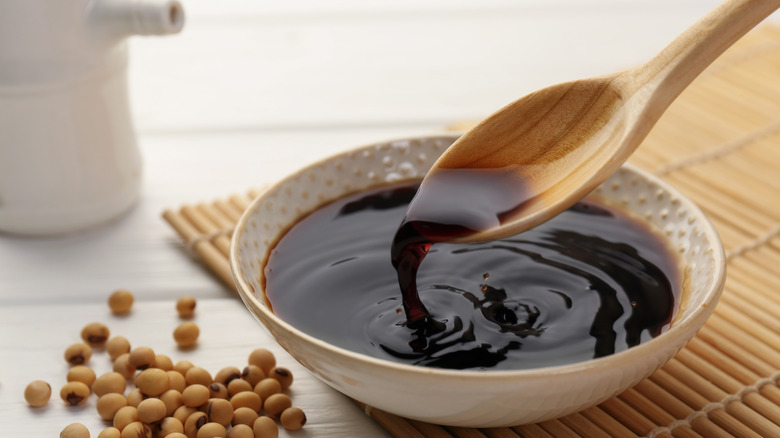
163;25;780;438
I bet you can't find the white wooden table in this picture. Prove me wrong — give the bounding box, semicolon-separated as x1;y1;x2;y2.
2;1;777;436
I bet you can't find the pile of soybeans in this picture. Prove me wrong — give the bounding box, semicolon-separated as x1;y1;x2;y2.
24;290;306;438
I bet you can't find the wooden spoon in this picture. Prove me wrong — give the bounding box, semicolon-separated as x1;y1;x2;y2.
412;0;780;243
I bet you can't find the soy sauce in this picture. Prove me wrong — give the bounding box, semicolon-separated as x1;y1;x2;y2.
391;167;533;323
264;182;680;370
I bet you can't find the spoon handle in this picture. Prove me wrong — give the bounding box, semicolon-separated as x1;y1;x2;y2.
628;0;779;118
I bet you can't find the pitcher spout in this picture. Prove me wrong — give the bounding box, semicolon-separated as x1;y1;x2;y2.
88;0;185;39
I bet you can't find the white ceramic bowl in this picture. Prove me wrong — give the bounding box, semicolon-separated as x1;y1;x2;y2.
230;134;725;427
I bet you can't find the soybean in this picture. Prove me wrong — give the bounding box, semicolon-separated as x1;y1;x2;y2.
173;322;199;348
173;360;194;375
214;366;241;385
182;384;210;408
167;370;187;392
253;379;281;401
172;405;197;425
67;365;97;387
92;372;126;397
159;389;183;416
126;388;144;408
81;322;110;348
24;380;51;407
60;423;90;438
154;354;174;371
106;337;131;361
136;368;169;396
230;407;258;427
268;367;293;391
209;382;228;399
60;381;91;406
113;406;139;431
128;346;156;370
113;353;136;379
227;378;253;397
108;289;134;315
159;417;184;436
252;416;278;438
176;295;196;319
64;343;93;366
263;393;291;417
183;411;208;437
184;367;212;387
280;407;307;431
241;365;265;387
137;397;167;424
120;422;150;438
205;398;234;427
196;422;226;438
98;428;120;438
97;393;128;421
227;423;253;438
230;391;262;412
247;349;275;374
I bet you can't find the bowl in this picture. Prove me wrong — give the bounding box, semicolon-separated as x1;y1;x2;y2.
230;134;725;427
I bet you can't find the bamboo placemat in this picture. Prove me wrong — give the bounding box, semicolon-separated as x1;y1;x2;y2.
163;25;780;438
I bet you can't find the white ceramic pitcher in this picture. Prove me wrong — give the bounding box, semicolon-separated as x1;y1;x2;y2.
0;0;184;235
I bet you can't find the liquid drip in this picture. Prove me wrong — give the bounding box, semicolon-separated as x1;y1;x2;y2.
264;182;680;370
391;168;532;322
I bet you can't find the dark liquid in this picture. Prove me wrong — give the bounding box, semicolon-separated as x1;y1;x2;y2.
391;167;533;322
264;182;680;370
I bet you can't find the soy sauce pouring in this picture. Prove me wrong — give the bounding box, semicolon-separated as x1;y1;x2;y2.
393;0;779;322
